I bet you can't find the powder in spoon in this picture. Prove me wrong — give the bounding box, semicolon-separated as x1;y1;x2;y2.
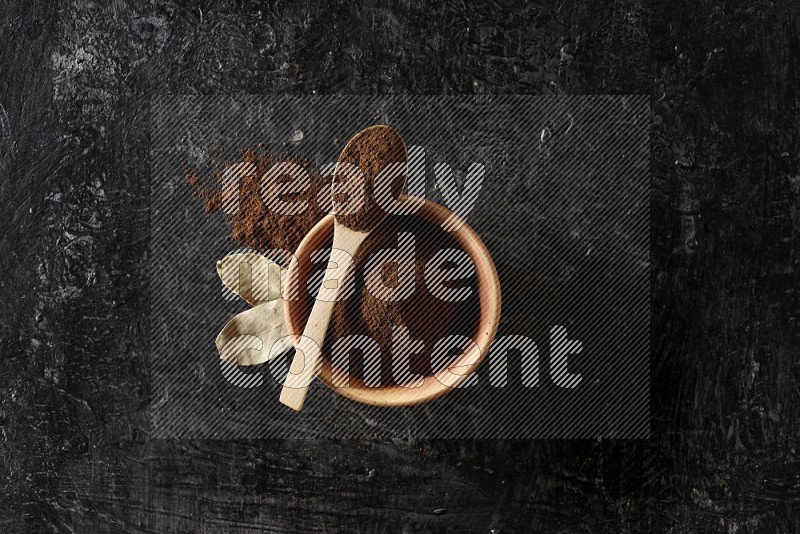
332;126;407;232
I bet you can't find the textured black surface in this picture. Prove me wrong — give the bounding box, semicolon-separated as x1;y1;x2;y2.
0;0;797;532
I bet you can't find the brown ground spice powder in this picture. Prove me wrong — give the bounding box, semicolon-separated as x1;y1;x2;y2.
333;126;407;232
323;215;480;385
187;149;326;252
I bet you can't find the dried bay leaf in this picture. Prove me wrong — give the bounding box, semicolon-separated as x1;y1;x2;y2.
215;301;294;366
216;252;285;306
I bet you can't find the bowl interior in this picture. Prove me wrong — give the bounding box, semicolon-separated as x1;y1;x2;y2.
284;198;501;407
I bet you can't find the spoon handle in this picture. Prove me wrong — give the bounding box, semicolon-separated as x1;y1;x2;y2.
279;226;368;411
279;293;338;411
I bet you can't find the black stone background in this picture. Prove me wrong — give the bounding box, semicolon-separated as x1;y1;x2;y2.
0;0;797;532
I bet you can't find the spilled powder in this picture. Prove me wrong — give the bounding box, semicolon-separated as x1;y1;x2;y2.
187;149;326;253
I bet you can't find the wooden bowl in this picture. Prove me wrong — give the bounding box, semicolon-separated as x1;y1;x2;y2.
284;198;501;406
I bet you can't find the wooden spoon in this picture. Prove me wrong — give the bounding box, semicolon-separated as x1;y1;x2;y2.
279;125;408;411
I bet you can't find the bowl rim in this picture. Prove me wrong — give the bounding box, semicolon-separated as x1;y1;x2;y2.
283;197;502;407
